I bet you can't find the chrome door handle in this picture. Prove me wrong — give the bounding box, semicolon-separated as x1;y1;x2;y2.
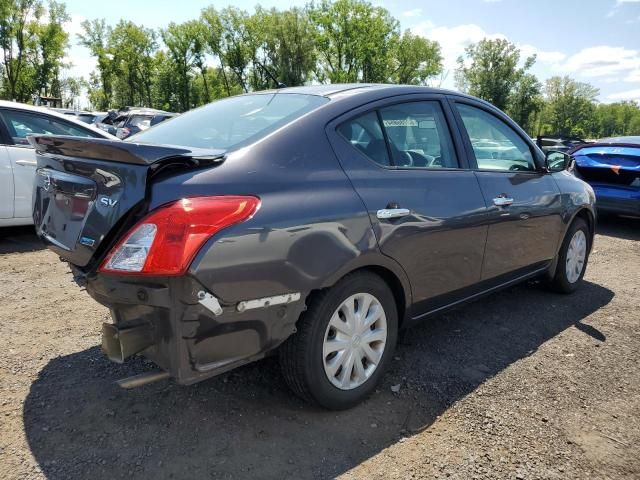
377;208;410;219
493;195;514;207
15;159;37;167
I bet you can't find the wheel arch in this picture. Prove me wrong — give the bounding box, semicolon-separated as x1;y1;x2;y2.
546;206;595;280
313;255;413;327
573;208;595;245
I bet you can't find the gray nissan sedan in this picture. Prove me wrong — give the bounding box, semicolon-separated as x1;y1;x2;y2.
32;84;596;409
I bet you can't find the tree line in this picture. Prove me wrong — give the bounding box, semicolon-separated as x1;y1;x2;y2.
76;1;443;113
0;0;82;104
1;0;639;139
455;38;640;139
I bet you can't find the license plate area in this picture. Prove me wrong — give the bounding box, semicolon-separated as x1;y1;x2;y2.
34;168;97;253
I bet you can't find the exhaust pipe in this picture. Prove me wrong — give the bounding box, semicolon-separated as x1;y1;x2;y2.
116;371;170;389
101;322;155;364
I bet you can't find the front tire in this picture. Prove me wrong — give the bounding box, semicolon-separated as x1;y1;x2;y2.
549;217;591;293
279;271;398;410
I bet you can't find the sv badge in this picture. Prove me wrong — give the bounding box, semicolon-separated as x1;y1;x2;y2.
99;196;118;208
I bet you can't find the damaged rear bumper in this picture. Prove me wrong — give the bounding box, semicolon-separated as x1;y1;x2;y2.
85;272;306;385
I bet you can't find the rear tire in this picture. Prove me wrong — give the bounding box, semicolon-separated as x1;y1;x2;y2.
279;271;398;410
549;217;591;293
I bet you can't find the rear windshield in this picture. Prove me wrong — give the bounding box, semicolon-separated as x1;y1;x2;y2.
128;93;329;150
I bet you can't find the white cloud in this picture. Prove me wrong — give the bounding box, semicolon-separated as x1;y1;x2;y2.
65;14;87;38
64;48;95;80
402;8;422;18
63;15;95;82
518;44;566;63
553;46;640;78
63;16;95;109
411;22;567;79
411;22;506;73
608;0;640;16
625;69;640;82
607;88;640;101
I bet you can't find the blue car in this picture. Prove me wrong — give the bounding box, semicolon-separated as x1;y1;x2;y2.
570;136;640;217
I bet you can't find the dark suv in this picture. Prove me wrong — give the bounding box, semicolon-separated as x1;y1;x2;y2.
32;85;595;409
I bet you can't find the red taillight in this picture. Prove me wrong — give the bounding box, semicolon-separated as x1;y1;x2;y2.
99;196;260;276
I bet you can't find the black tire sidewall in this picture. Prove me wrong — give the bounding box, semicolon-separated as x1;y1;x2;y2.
304;274;398;410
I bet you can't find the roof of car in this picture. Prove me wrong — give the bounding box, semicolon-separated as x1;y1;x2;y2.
119;109;175;117
598;136;640;145
262;83;463;99
0;100;116;139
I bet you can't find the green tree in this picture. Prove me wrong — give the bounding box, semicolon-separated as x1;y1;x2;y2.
161;20;205;111
78;19;114;109
508;73;542;134
0;0;42;101
251;7;317;88
31;1;69;98
109;20;157;107
456;38;536;111
308;0;399;83
149;50;178;111
593;101;640;137
541;76;599;137
390;29;442;85
59;74;84;108
218;7;254;93
201;6;232;96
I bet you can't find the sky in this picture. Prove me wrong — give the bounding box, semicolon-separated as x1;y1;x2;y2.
62;0;640;106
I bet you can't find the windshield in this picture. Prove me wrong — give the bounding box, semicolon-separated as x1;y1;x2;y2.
128;93;329;150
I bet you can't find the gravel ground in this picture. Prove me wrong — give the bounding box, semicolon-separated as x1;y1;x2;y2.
0;216;639;480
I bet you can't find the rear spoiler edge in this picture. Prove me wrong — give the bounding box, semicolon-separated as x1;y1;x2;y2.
28;134;226;167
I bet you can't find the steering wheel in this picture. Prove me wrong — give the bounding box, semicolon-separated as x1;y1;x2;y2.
509;164;528;171
405;150;436;168
395;150;414;167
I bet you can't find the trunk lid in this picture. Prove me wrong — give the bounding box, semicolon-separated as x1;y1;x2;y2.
31;135;224;267
572;144;640;187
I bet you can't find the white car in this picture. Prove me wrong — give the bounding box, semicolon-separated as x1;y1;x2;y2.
0;101;117;227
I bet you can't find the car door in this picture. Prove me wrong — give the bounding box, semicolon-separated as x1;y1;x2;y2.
0;124;15;218
0;108;105;219
327;95;489;315
449;98;563;281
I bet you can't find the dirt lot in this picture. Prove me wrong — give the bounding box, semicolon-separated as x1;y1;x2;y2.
1;216;639;480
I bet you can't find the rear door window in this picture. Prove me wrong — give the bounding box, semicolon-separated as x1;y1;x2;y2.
337;101;459;169
379;102;458;168
337;111;391;166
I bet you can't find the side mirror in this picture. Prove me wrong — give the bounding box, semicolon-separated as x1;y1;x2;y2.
545;150;573;172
